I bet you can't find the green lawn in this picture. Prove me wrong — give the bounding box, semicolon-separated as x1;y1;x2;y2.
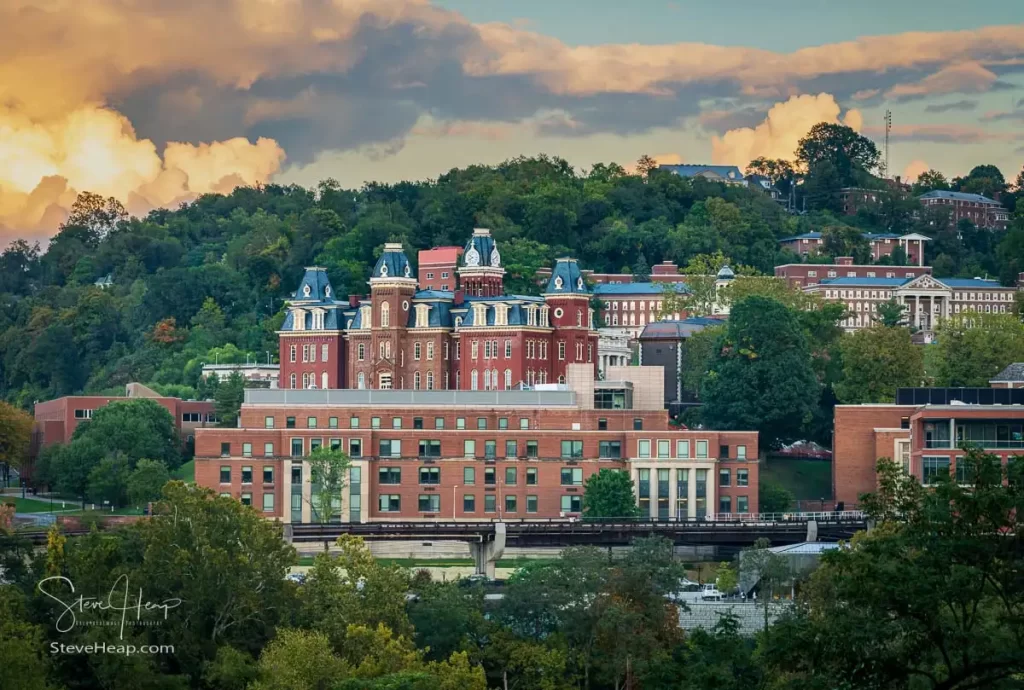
172;459;195;482
760;457;833;502
2;496;66;513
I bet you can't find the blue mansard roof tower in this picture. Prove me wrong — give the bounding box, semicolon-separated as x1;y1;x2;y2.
459;228;505;297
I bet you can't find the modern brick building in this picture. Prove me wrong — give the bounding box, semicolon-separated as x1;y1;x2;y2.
30;383;216;470
535;259;688;286
918;190;1010;230
278;229;599;392
194;364;759;522
833;384;1024;506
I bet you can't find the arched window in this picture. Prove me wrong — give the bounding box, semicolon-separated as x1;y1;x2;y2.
470;369;479;390
491;369;499;389
357;372;366;389
576;309;582;326
426;371;434;390
381;302;390;327
558;375;565;384
302;372;309;388
321;372;329;389
289;373;297;389
504;369;512;389
482;370;490;390
414;371;421;390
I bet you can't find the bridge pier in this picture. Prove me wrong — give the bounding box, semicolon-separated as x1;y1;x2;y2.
805;520;818;542
469;522;506;578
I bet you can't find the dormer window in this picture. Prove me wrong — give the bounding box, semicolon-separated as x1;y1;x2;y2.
292;308;306;331
540;306;550;327
415;304;430;328
324;286;331;297
495;304;509;326
380;264;388;277
577;277;584;290
302;285;311;297
359;306;371;330
554;276;564;290
473;304;487;325
454;316;463;329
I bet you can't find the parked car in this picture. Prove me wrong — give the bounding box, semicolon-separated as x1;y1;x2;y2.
667;579;702;602
700;583;724;601
285;572;307;585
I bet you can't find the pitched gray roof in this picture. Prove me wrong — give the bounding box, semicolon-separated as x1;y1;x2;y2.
992;363;1024;382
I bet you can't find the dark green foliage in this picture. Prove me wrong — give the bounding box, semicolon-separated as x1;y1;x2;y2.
582;468;641;519
700;297;819;448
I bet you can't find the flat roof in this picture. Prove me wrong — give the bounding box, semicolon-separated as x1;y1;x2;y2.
245;388;578;408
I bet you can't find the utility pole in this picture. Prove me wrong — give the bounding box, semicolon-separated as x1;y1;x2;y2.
883;110;892;180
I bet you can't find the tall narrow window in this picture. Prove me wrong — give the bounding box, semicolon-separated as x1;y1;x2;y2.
381;302;390;327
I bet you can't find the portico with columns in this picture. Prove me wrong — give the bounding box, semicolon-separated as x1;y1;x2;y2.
895;275;951;332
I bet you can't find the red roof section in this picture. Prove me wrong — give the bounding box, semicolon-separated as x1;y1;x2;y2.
419;247;463;265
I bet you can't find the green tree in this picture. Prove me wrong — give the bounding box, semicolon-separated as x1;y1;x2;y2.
874;297;907;326
125;458;170;505
700;297;819;448
215;371;245;427
796;122;881;184
308;446;352;525
631;252;651;282
70;398;181;469
0;401;32;485
911;168;950;195
758;480;794;513
0;588;59;690
762;452;1024;688
582;468;640;519
934;311;1024;386
408;582;485;662
679;324;726;401
835;325;924;403
301;536;413;650
745;157;796;195
820;224;869;262
86;453;131;506
715;561;738;594
250;628;346;690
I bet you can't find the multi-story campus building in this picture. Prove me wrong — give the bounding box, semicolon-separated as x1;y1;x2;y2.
775;259;931;290
833;367;1024;506
778;232;929;264
194;364;759;522
807;274;1020;334
31;383;216;470
278;228;598;392
918;190;1010;230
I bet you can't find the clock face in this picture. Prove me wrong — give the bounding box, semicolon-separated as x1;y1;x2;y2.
465;247;480;266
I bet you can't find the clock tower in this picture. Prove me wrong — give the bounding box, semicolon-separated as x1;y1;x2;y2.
458;228;504;297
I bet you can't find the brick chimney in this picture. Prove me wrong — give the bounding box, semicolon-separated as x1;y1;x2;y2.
836;257;854;266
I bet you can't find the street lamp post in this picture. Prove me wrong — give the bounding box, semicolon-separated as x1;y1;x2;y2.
452;485;459;520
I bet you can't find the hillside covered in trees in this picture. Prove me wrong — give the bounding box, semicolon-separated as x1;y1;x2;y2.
1;128;1023;411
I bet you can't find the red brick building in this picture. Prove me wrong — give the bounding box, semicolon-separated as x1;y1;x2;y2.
195;364;759;522
777;232;928;264
278;229;599;392
918;190;1010;230
833;383;1024;506
775;258;931;290
31;383;215;468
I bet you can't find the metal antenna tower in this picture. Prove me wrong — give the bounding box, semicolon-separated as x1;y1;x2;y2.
883;110;892;179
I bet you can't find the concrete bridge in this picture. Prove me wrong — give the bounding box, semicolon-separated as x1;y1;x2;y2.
287;513;867;577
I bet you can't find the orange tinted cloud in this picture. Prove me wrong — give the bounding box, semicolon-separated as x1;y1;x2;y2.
711;94;863;167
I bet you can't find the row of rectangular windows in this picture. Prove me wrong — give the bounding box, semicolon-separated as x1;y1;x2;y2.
637;467;748;491
223;437;747;461
380;493;576;514
288;344;330;363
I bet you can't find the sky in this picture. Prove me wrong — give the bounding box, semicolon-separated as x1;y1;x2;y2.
2;0;1024;241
